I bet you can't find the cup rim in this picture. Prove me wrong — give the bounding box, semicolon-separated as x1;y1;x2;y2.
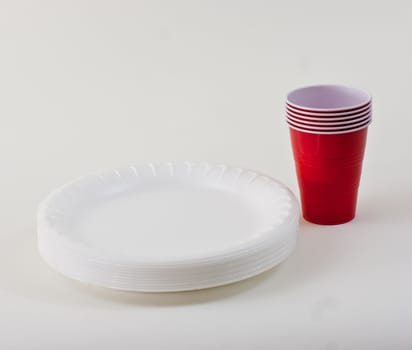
287;118;372;134
286;101;371;118
286;112;371;126
286;108;371;123
287;116;371;130
287;85;372;112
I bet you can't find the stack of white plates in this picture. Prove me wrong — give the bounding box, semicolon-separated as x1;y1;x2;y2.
38;162;299;292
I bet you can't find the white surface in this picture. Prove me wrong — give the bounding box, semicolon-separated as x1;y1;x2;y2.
38;162;298;291
1;0;411;349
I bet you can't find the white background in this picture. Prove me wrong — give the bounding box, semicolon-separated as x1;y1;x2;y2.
1;0;412;349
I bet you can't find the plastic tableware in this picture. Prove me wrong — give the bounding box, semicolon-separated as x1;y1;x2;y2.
286;84;371;225
289;127;368;224
38;162;300;292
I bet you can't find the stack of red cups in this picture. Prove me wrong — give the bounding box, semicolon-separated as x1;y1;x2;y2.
286;85;372;225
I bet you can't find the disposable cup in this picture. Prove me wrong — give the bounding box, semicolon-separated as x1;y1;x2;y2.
289;125;369;224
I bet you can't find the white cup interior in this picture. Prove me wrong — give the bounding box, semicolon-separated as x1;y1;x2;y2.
287;85;371;111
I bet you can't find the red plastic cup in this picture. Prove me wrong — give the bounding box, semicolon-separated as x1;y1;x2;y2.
286;85;371;225
290;126;368;225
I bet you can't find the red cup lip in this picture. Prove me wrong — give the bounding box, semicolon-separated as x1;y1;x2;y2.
287;116;371;131
287;118;371;135
286;112;371;127
287;115;371;129
287;85;371;113
286;102;371;119
286;108;371;123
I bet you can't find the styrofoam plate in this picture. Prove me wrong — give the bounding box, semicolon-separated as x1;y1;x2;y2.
38;162;299;292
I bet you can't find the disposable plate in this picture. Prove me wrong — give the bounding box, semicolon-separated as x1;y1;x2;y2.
38;162;299;292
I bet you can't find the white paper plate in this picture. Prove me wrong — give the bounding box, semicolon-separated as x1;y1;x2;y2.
38;162;299;292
